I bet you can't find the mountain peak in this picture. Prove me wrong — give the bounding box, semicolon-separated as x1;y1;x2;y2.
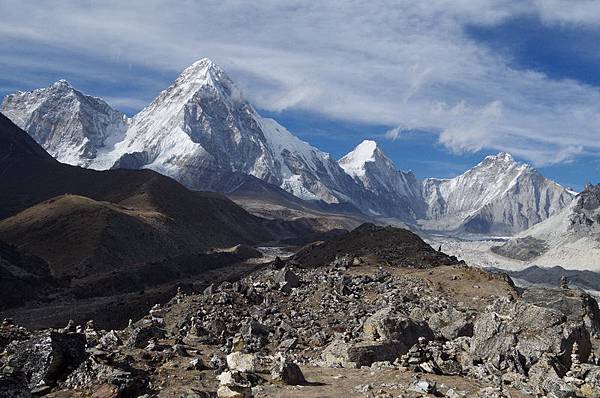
485;152;515;163
182;58;221;75
166;58;243;105
50;79;74;91
339;140;393;178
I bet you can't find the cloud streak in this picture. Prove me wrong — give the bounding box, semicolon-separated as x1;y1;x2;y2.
1;0;600;166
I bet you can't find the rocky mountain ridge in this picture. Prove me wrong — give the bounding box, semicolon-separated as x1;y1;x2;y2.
1;59;574;234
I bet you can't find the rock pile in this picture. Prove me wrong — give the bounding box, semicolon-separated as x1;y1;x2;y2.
1;243;599;396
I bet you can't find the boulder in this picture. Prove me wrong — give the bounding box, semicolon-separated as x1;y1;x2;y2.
226;352;256;373
98;330;122;349
521;287;600;337
271;355;306;385
470;298;592;372
363;307;434;344
426;308;473;340
273;268;300;292
63;358;148;396
6;331;87;389
125;324;165;348
216;371;253;398
216;385;252;398
321;338;406;368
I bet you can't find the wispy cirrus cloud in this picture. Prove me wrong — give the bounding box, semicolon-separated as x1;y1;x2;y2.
1;1;600;166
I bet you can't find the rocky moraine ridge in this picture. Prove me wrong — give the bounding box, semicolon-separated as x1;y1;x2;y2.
1;224;600;398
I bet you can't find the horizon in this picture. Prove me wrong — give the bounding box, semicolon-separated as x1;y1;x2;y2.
2;1;600;190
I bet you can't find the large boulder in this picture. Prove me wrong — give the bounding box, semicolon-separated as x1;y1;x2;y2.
226;352;256;373
6;331;87;389
321;338;405;368
470;298;591;372
527;353;575;397
521;287;600;337
363;307;434;344
273;268;300;291
426;308;474;340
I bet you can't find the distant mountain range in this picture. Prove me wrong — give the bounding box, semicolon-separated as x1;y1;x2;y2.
1;58;575;234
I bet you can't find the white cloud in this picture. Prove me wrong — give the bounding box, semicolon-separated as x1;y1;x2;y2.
1;0;600;166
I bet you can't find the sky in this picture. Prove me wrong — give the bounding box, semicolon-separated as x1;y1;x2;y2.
1;1;600;190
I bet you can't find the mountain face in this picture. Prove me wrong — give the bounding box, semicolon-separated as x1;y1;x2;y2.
1;59;358;205
1;59;575;234
0;80;128;166
421;153;574;234
339;140;425;219
491;183;600;269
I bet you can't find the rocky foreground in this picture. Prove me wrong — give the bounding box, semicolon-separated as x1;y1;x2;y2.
1;226;600;397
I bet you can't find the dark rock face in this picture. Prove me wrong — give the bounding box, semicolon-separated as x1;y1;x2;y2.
293;223;461;268
569;183;600;236
6;331;87;389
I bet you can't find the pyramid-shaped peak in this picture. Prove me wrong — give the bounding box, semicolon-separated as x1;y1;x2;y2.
184;58;221;73
178;58;229;84
168;57;244;104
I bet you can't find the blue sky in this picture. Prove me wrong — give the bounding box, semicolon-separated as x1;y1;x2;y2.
2;1;600;190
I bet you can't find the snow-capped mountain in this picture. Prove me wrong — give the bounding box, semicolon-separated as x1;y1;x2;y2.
2;59;360;205
421;153;574;234
339;140;425;219
0;80;128;166
490;184;600;270
0;59;575;234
